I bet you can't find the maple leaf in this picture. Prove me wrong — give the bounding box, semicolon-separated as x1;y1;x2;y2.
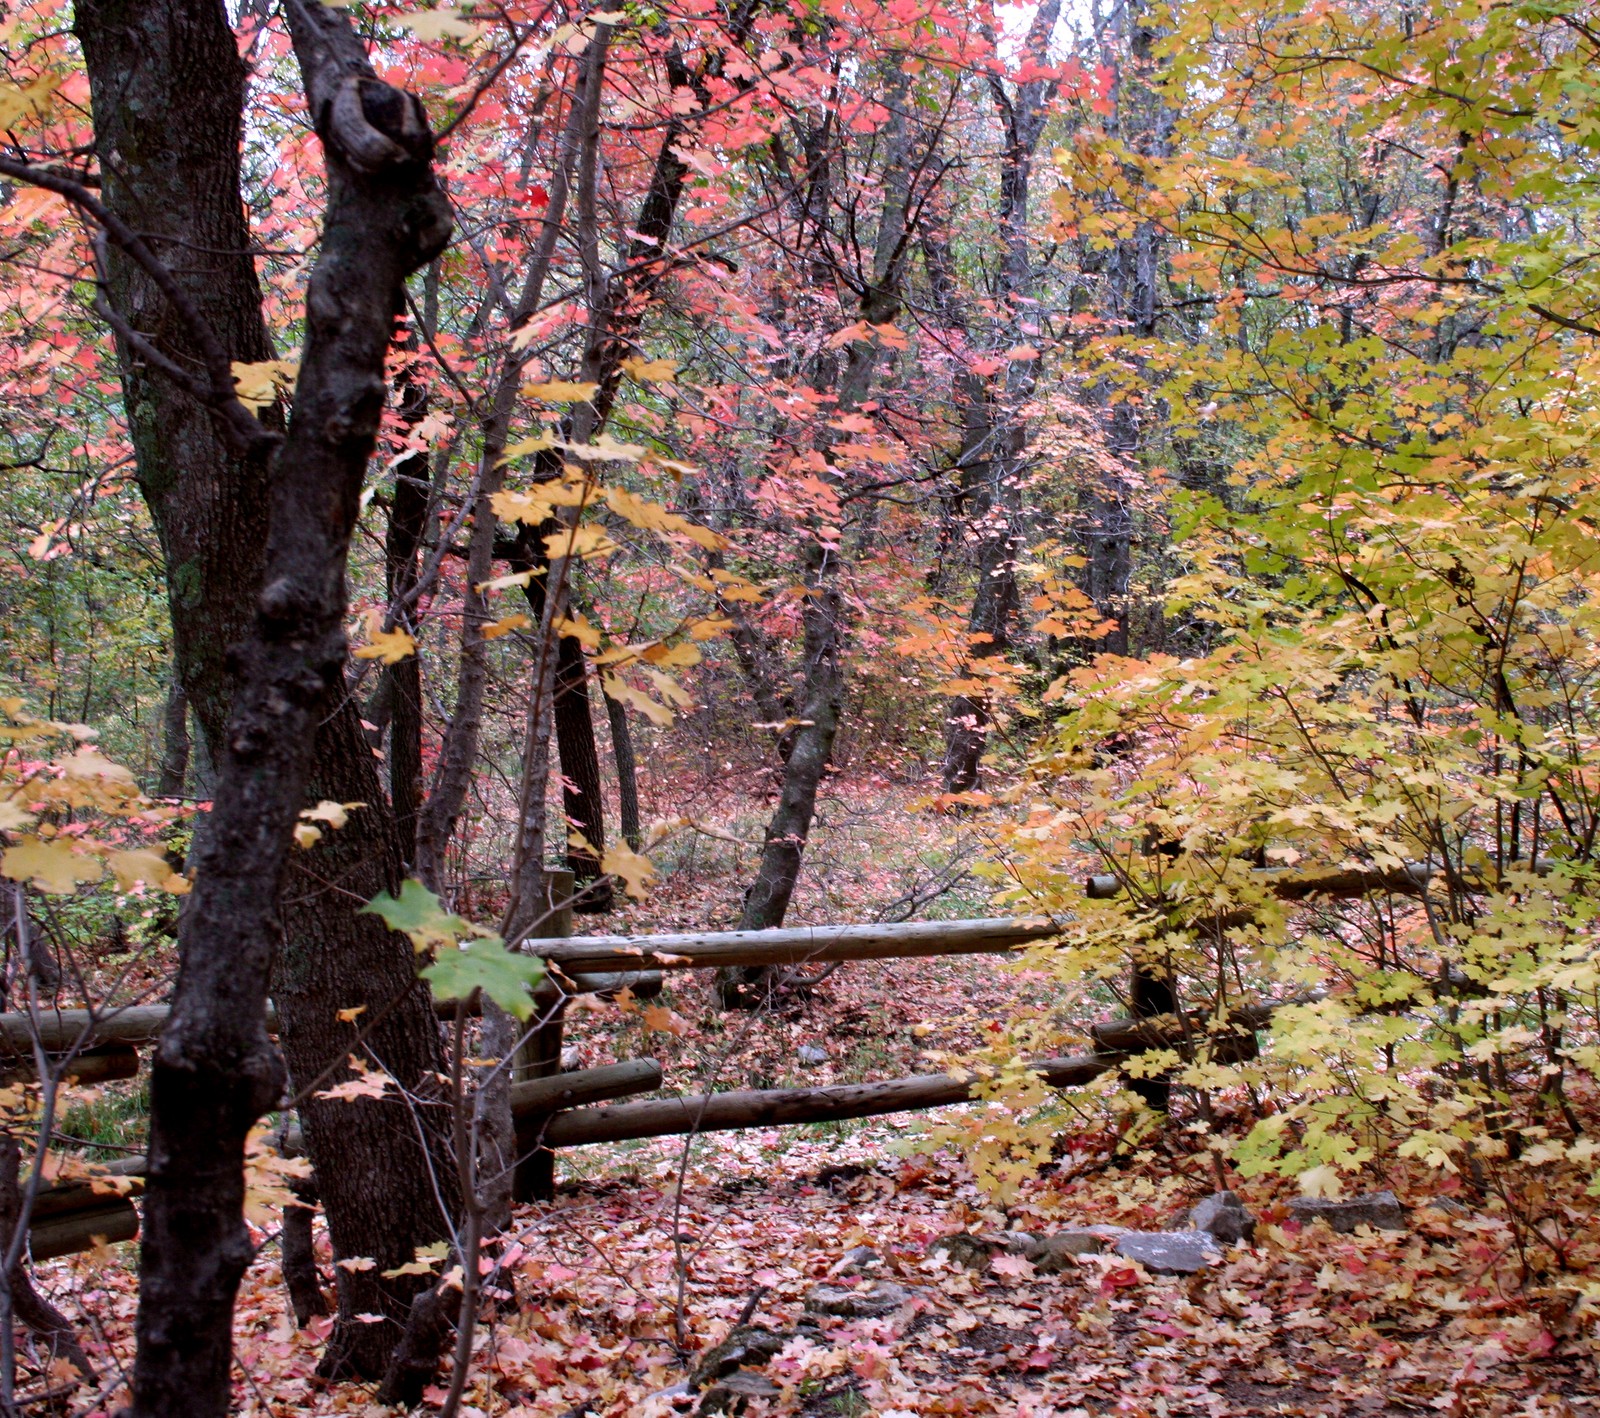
1;836;102;894
106;848;183;894
353;610;416;665
316;1057;395;1103
300;800;363;829
361;878;474;953
601;674;673;726
422;937;546;1021
395;7;484;42
641;1004;689;1036
601;841;658;899
523;379;600;402
621;355;677;382
482;612;531;640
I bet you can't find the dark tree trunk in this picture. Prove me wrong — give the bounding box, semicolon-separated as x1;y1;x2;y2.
277;701;456;1381
79;0;456;1398
603;687;643;851
940;0;1060;791
156;678;190;798
382;348;433;854
74;0;276;753
78;2;452;1411
554;630;613;912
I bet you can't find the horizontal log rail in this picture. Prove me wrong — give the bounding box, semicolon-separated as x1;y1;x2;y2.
0;869;1430;1054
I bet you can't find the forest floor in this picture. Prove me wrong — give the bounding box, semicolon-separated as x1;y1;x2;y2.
45;778;1600;1415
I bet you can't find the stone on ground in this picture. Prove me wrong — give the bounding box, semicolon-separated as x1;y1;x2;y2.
804;1279;909;1318
1288;1190;1407;1233
1114;1230;1223;1275
1188;1189;1257;1245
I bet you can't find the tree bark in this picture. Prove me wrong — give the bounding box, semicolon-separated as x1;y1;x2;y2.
603;687;643;851
941;0;1061;791
77;0;457;1394
74;2;453;1410
156;678;190;798
553;631;613;911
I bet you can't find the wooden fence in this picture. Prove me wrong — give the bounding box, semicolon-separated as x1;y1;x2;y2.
11;860;1421;1259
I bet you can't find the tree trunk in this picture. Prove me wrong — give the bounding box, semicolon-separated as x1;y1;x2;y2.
78;2;452;1411
74;0;276;754
276;702;457;1381
78;0;457;1396
156;678;189;798
941;0;1061;790
603;687;643;851
554;631;613;912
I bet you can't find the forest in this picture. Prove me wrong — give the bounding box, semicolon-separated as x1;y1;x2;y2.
1;0;1598;1412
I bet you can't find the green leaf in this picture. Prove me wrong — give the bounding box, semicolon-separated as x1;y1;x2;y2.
361;879;473;953
422;937;545;1020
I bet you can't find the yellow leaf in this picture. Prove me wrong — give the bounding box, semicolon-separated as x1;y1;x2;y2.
554;612;602;648
640;641;701;669
522;379;599;402
688;616;733;640
604;486;725;549
293;824;323;850
601;842;658;899
482;613;531;640
644;668;694;708
0;75;60;130
336;1005;367;1023
500;431;557;462
106;849;179;893
600;675;673;726
489;490;556;525
1;837;102;894
621;356;678;382
353;610;416;665
562;432;646;462
301;800;363;829
231;358;298;413
477;570;538;592
395;7;485;42
1297;1165;1345;1200
543;525;616;560
0;798;35;832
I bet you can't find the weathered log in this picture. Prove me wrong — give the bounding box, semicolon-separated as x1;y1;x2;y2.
31;1199;138;1260
542;1052;1115;1148
1086;863;1430;903
0;1007;169;1054
530;917;1057;976
510;1057;660;1122
0;1043;140;1087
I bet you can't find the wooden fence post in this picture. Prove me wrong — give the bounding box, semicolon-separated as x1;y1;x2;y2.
514;867;573;1203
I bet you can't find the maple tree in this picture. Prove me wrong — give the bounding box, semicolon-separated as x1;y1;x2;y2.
3;0;1600;1410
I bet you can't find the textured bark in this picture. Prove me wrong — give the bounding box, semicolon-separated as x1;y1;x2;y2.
156;678;190;797
941;0;1061;791
75;1;453;1410
74;0;276;754
78;0;456;1397
603;687;643;851
0;1136;93;1384
277;703;456;1381
554;632;613;911
281;1177;328;1329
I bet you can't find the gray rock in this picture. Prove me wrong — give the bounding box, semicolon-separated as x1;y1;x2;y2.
698;1369;781;1414
1114;1230;1222;1275
796;1044;829;1066
1189;1190;1257;1246
1422;1196;1470;1218
1031;1230;1106;1272
928;1232;994;1271
1288;1190;1407;1234
690;1326;790;1390
803;1280;908;1318
835;1245;882;1276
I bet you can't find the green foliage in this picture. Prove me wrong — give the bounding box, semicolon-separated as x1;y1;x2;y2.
421;935;546;1022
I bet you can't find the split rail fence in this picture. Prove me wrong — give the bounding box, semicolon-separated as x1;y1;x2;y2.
7;862;1428;1260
